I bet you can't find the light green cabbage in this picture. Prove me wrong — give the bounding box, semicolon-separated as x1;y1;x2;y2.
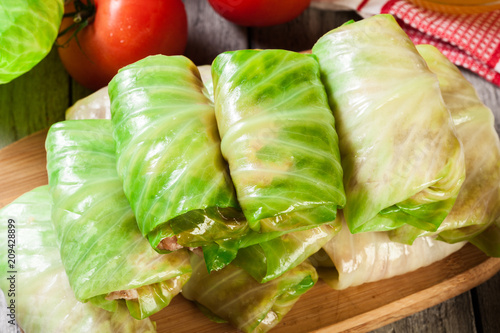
312;14;465;234
312;213;465;290
0;186;156;332
234;223;339;283
64;66;210;121
182;253;317;333
45;119;191;319
212;49;345;233
469;220;500;257
0;0;63;83
389;45;500;252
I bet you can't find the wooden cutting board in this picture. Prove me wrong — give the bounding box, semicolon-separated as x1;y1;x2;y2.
2;130;500;333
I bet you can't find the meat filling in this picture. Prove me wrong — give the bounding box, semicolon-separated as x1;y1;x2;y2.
157;236;184;251
105;289;139;301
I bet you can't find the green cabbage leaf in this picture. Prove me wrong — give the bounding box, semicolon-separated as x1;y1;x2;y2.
234;224;339;283
0;186;157;332
108;55;249;271
312;14;465;234
45;119;191;319
312;214;465;290
0;0;63;83
182;253;317;333
389;45;500;253
212;49;345;234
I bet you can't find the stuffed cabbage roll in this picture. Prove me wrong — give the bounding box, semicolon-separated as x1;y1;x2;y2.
0;187;156;332
46;120;191;319
389;45;500;250
312;214;465;290
312;14;465;234
182;253;317;333
109;55;248;269
212;49;345;233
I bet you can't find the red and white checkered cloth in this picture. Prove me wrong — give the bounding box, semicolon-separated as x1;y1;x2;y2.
311;0;500;86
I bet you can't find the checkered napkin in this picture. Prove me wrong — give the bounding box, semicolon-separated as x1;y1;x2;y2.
311;0;500;86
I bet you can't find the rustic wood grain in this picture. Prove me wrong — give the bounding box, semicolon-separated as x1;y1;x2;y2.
370;292;477;333
184;0;248;66
250;7;361;51
70;79;94;105
474;273;500;333
0;130;48;208
0;48;69;149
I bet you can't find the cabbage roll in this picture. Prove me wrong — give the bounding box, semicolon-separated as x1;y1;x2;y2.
312;14;465;234
0;187;156;332
108;55;248;269
212;49;345;233
46;120;191;319
312;214;465;290
182;253;318;333
389;45;500;250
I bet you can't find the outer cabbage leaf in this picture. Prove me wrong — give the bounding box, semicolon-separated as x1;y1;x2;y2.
234;223;339;283
389;45;500;252
212;49;345;233
45;120;191;319
198;64;214;102
312;14;465;234
0;0;63;83
65;86;111;120
64;65;210;121
312;214;465;290
0;187;156;332
469;220;500;257
182;253;317;333
108;55;247;269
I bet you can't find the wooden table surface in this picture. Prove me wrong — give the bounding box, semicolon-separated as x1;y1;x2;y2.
0;1;499;332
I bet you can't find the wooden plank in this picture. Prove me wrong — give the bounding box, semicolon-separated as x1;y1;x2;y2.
71;79;94;105
250;7;361;51
473;272;500;333
184;0;248;66
370;292;477;333
0;130;48;208
0;47;69;149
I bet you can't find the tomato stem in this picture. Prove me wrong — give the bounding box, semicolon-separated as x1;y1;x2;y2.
56;0;96;48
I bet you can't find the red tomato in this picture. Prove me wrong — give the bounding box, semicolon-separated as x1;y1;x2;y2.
57;0;188;90
208;0;311;27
